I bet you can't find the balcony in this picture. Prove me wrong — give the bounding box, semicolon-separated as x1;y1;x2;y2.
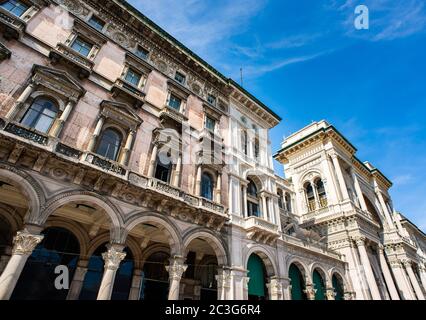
3;122;48;145
159;105;188;126
244;216;280;244
0;7;26;40
85;152;127;176
49;43;94;78
0;41;11;60
111;79;146;108
55;143;82;160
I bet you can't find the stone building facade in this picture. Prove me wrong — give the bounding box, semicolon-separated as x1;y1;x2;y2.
0;0;424;300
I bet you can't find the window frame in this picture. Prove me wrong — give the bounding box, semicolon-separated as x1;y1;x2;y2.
95;126;124;162
87;14;106;32
19;96;59;134
1;0;30;18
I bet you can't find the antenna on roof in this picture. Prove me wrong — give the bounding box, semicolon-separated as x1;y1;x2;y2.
240;67;244;87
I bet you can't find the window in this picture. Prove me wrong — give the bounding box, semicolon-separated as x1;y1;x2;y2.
70;37;93;57
316;179;327;208
88;15;105;31
96;128;122;161
205;116;216;132
20;97;58;133
285;193;292;212
305;183;316;212
125;68;142;87
201;172;214;200
254;138;260;159
277;190;284;209
168;94;182;111
207;94;216;106
247;179;260;217
174;72;186;85
155;156;172;183
242;130;248;155
1;0;29;17
135;46;149;60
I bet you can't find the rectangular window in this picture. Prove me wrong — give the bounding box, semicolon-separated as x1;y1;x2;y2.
207;94;216;106
125;68;142;87
88;15;105;31
168;94;182;111
135;46;149;60
205;116;216;132
1;0;29;17
70;37;93;57
174;72;186;85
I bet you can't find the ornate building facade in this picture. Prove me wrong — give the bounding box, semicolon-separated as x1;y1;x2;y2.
0;0;424;301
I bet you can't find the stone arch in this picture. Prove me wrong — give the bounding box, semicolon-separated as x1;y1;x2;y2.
299;169;323;186
244;172;265;191
140;243;171;268
362;193;385;226
309;263;330;286
285;256;309;280
329;268;349;291
29;91;66;111
0;203;23;235
244;245;277;277
0;165;45;222
123;212;183;256
44;217;90;258
183;228;228;266
37;191;124;242
86;233;111;257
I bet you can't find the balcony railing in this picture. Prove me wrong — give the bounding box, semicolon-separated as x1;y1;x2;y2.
56;143;82;159
0;7;26;39
159;105;188;124
85;153;126;176
111;79;146;104
245;216;279;234
4;123;48;145
50;44;94;78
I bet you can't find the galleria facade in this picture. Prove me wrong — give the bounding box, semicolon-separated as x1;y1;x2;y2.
0;0;424;301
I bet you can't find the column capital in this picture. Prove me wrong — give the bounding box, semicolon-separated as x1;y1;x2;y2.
102;245;126;271
12;231;44;255
344;291;355;300
166;256;188;281
352;236;367;247
401;259;412;268
304;283;316;300
216;268;232;289
326;287;336;300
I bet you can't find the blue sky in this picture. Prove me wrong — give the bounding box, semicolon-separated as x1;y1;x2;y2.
129;0;426;231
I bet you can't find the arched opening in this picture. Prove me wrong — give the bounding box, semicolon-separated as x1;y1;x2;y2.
155;154;172;183
11;227;80;300
20;97;59;133
247;254;268;301
363;195;383;225
247;178;260;217
79;242;107;300
289;263;306;300
96;128;123;162
277;189;284;209
111;247;134;300
140;251;170;300
332;274;345;300
312;269;326;300
305;183;315;212
183;237;221;301
0;215;13;257
201;172;214;201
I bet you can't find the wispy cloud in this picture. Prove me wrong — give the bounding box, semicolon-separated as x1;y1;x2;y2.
266;33;322;49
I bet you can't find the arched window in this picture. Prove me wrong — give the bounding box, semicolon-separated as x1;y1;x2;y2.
155;153;172;183
316;179;327;208
285;193;292;212
96;128;123;161
277;189;284;209
201;172;214;200
140;251;170;300
305;183;316;212
20;97;59;133
247;254;268;301
313;269;326;300
241;130;248;155
111;248;134;300
247;179;260;217
332;274;345;300
289;264;307;300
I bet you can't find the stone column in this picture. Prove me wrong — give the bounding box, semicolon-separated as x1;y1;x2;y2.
0;229;44;300
87;116;105;152
378;246;400;300
312;181;320;208
322;155;339;204
376;190;395;230
354;237;382;300
195;165;202;196
304;283;316;300
216;268;231;300
128;269;143;300
403;260;425;300
52;99;76;137
281;278;291;300
0;246;12;275
389;260;416;300
242;184;248;217
67;260;89;300
351;169;368;211
97;244;126;300
6;82;37;120
148;144;159;177
172;153;182;188
267;277;284;300
326;287;336;300
261;194;268;220
120;129;136;166
215;173;222;204
331;154;350;201
419;265;426;292
166;256;187;300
